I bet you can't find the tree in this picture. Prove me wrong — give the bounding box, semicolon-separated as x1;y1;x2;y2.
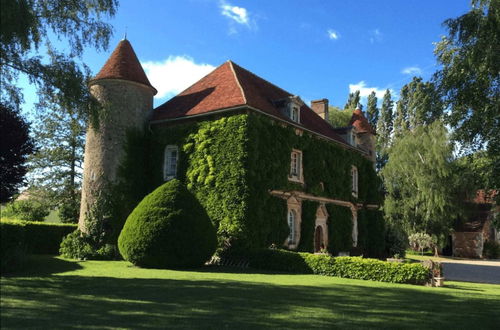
405;77;443;128
393;85;409;139
366;91;379;128
376;89;394;170
328;105;353;127
433;0;500;157
28;93;86;223
381;121;457;242
0;104;35;203
0;0;118;113
344;90;361;110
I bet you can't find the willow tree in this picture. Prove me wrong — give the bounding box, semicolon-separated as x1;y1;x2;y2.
0;0;118;113
381;121;457;241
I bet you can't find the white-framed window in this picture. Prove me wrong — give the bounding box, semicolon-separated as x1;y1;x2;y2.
163;145;178;181
350;130;356;146
288;209;296;244
291;105;299;122
351;165;358;197
289;149;303;182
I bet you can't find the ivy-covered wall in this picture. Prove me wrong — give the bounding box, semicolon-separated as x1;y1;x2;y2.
137;111;383;254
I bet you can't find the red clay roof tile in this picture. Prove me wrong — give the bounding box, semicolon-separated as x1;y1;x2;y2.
152;61;348;145
92;39;157;94
349;109;375;134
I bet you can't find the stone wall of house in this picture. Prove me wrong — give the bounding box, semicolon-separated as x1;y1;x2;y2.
452;232;483;258
78;79;154;232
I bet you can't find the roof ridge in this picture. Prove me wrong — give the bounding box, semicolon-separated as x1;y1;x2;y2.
229;61;292;97
228;60;247;104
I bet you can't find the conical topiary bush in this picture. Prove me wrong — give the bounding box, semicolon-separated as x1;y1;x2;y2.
118;179;216;268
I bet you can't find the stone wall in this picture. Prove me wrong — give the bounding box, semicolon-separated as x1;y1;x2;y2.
78;79;154;232
452;232;484;258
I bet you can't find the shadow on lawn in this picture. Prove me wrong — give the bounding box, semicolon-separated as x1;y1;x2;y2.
2;274;499;329
2;255;83;277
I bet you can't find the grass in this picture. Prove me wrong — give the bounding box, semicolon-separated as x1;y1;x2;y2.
1;255;499;329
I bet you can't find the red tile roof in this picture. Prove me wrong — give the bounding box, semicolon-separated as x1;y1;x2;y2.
152;61;347;145
472;189;498;204
92;39;157;94
349;109;375;134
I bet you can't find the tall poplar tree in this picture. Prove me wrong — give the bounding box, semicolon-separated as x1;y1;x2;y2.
376;89;394;170
344;90;361;110
393;85;409;138
366;91;379;128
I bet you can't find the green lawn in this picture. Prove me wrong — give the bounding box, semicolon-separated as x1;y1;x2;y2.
1;255;499;329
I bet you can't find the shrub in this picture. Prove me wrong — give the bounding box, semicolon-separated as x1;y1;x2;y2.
483;240;500;259
2;200;50;221
118;179;217;268
247;248;430;285
385;224;408;258
0;221;26;273
59;230;118;260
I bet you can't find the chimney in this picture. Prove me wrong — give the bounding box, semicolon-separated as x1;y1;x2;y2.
311;99;329;120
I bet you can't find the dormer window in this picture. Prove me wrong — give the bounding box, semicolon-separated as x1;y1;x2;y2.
350;130;356;146
290;105;299;122
277;96;303;123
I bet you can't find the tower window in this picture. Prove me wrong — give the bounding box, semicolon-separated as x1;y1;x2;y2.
164;145;178;181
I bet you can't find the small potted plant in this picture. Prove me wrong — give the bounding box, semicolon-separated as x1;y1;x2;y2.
432;262;445;287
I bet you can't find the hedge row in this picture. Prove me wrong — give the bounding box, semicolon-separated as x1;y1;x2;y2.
247;249;430;285
0;220;77;272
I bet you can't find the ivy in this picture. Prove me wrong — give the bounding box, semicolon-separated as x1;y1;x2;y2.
113;111;384;254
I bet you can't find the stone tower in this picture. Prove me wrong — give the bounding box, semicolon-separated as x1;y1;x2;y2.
78;39;157;232
349;108;376;164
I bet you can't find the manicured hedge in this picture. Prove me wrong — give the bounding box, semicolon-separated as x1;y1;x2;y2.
0;221;26;273
118;179;217;268
247;248;430;285
0;220;76;255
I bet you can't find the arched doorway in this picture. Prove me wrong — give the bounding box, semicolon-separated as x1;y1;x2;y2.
314;225;324;252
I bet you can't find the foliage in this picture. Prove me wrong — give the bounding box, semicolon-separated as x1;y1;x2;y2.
453;151;498;201
0;104;35;203
247;249;430;285
328;106;353;127
326;204;352;255
366;91;378;128
59;230;117;260
433;0;500;174
344;90;361;110
28;93;86;223
0;221;26;273
118;179;217;268
2;199;49;221
0;219;76;272
147;113;381;254
384;223;408;258
382;121;456;238
375;89;394;170
408;232;434;255
483;240;500;259
0;0;118;113
357;209;387;258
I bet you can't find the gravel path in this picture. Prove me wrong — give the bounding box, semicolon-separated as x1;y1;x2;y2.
442;260;500;284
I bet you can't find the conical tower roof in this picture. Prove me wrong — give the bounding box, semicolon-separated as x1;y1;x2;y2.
91;39;157;94
349;108;375;134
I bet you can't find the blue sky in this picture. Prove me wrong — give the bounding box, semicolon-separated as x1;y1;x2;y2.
22;0;472;111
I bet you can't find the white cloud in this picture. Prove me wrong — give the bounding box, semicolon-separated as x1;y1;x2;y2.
369;28;383;44
220;1;249;25
327;29;340;40
349;81;392;100
142;56;215;99
401;66;423;75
